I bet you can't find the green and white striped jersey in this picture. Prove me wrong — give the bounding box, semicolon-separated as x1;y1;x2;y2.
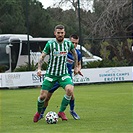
43;39;74;76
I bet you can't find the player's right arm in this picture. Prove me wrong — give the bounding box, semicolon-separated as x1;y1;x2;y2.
37;42;50;76
37;52;47;77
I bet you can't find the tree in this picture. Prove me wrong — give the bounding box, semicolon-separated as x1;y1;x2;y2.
0;0;26;33
91;0;132;38
47;7;79;37
21;0;55;37
52;0;93;12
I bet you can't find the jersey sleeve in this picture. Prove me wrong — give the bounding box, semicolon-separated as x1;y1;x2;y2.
69;41;74;51
42;41;50;54
76;49;82;62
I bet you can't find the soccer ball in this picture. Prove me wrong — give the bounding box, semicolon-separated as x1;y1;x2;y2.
45;111;58;124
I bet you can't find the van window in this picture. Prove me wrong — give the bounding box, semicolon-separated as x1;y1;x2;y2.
76;45;93;57
82;50;92;57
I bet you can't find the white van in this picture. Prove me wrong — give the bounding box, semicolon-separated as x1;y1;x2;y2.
0;34;102;72
76;45;102;65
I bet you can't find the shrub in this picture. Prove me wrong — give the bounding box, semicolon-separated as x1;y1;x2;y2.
83;61;102;68
0;65;9;73
14;61;48;72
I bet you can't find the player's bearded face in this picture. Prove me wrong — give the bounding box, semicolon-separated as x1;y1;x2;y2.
54;29;65;42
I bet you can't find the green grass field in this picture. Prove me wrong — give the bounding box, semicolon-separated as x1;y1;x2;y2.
0;82;132;133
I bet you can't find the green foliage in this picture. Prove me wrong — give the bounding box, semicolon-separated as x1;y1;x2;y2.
14;61;37;72
116;41;124;60
14;61;48;72
0;0;26;33
93;0;107;16
100;41;110;60
0;65;9;73
99;59;129;67
83;57;129;68
94;39;133;68
0;83;132;132
42;62;48;70
47;8;79;37
83;60;102;68
127;38;133;50
27;1;54;37
0;0;132;69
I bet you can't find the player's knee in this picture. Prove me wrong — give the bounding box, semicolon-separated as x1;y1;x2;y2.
45;93;52;102
45;96;50;102
40;90;47;100
65;85;74;95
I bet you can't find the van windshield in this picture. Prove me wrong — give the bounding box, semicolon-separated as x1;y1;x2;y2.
0;43;10;71
81;49;93;58
76;45;93;57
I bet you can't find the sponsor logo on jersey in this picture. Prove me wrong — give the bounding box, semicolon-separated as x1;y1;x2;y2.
53;51;67;56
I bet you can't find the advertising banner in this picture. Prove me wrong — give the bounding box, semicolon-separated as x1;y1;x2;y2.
0;67;132;88
73;67;132;84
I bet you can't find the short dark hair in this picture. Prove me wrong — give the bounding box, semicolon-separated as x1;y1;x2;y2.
69;34;79;39
54;25;65;30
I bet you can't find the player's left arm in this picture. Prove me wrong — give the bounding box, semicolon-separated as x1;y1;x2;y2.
77;60;83;76
78;60;81;71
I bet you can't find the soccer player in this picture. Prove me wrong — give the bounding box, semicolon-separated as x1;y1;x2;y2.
33;25;79;122
38;34;82;121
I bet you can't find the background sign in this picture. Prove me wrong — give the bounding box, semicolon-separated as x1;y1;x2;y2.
0;67;132;88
